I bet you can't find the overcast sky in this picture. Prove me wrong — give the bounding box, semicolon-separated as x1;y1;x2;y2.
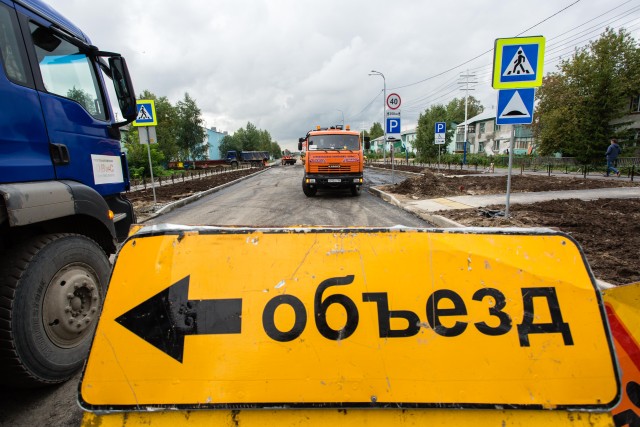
47;0;640;151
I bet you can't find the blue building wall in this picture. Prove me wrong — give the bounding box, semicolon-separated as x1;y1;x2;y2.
206;128;226;160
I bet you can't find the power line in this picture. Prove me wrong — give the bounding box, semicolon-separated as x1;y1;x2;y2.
400;0;640;114
390;1;584;90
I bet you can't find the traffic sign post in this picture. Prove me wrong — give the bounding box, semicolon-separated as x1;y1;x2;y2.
134;100;159;207
386;109;401;184
434;122;446;171
492;36;545;217
80;226;619;412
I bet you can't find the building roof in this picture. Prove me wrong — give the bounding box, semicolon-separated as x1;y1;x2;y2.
457;109;496;127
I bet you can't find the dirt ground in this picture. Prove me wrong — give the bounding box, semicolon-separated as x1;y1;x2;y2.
379;166;640;286
126;165;640;286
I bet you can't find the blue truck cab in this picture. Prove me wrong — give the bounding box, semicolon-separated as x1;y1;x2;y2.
0;0;137;387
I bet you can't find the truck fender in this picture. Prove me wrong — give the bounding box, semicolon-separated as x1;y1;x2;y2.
0;181;116;238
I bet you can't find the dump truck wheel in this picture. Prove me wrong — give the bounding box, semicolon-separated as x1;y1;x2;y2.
302;182;317;197
0;234;110;388
351;185;361;196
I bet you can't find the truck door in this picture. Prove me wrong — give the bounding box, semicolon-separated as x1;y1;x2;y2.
0;2;52;183
20;12;125;196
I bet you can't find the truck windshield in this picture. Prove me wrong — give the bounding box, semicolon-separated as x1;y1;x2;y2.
309;134;359;150
29;22;107;121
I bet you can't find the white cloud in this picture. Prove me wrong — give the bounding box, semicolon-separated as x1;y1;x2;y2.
46;0;635;150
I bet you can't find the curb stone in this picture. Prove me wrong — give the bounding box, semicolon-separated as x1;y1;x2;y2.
368;187;464;228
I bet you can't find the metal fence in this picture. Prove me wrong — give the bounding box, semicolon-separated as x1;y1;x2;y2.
128;163;257;191
369;157;639;181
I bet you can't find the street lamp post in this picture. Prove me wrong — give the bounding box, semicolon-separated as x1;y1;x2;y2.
369;70;386;164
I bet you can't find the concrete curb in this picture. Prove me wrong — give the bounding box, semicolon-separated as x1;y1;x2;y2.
368;186;465;228
141;167;270;223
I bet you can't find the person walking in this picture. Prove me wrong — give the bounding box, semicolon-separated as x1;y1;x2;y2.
605;138;622;177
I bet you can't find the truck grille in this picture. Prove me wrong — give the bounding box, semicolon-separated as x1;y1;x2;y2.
316;165;354;173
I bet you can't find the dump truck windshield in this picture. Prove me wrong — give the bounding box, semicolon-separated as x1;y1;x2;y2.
309;134;359;150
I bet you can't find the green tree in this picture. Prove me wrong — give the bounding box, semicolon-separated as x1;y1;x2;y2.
369;122;383;140
412;97;483;162
219;122;277;158
175;92;208;161
445;97;483;126
127;90;180;163
270;141;282;159
124;140;165;178
414;104;448;160
534;28;640;162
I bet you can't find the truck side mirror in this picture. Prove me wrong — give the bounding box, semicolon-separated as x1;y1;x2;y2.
364;141;371;150
298;142;302;151
108;56;136;122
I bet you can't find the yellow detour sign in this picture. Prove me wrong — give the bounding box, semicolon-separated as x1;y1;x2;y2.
602;282;640;425
80;226;619;411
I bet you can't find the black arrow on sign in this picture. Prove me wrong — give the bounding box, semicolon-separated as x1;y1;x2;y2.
115;275;242;363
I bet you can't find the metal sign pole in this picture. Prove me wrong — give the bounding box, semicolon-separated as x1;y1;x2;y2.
505;126;515;217
146;127;157;208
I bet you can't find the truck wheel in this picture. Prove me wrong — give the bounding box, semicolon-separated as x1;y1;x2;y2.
350;185;361;196
302;183;317;197
0;234;110;388
231;161;239;169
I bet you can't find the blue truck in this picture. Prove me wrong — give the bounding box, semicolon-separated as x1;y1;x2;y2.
225;150;269;168
0;0;137;387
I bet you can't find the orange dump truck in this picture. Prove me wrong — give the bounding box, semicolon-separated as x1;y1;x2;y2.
298;125;370;197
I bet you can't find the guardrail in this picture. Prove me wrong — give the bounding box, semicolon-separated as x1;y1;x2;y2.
366;157;639;181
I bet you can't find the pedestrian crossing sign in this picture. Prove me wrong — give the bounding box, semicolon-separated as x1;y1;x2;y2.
492;36;545;89
133;99;157;127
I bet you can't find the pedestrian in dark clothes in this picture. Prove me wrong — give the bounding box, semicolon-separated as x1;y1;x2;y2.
605;138;622;177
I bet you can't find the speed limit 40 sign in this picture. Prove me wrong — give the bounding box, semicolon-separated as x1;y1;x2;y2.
387;93;401;110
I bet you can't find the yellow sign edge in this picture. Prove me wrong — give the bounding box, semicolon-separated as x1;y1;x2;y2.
133;99;158;127
492;36;546;89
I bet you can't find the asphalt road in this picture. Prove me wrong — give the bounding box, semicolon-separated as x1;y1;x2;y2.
146;164;431;228
0;165;430;427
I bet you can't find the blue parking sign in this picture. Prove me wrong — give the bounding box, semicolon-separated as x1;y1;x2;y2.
386;118;401;134
434;122;446;134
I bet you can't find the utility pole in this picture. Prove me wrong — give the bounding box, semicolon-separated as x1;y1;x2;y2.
369;70;386;164
459;70;477;164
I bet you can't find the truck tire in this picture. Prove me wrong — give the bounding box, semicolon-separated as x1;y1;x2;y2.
231;161;239;169
302;182;317;197
350;185;361;196
0;234;110;388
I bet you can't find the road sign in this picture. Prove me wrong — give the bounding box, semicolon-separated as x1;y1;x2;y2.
138;126;157;144
435;122;446;145
386;93;401;110
133;99;157;127
496;88;535;125
492;36;545;89
386;110;401;137
80;226;618;411
386;117;401;135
